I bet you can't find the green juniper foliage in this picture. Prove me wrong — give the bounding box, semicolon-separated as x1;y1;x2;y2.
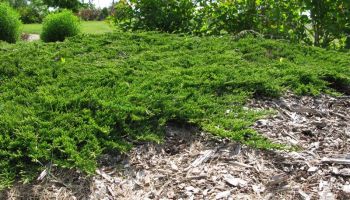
0;2;22;43
0;32;349;189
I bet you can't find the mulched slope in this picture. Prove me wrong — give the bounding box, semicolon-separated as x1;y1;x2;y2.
1;32;350;186
250;93;350;199
2;94;349;200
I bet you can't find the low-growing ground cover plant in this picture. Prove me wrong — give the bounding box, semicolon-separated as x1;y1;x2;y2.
41;10;81;42
0;2;22;43
0;32;349;188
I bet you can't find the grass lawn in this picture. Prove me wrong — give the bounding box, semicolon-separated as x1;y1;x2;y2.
0;32;349;188
21;23;42;34
22;21;113;35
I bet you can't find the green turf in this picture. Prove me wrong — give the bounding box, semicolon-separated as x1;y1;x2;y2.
22;21;113;35
81;21;113;34
0;32;349;188
21;23;42;34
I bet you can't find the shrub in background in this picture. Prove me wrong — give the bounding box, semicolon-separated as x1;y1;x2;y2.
78;7;110;21
41;10;81;42
99;7;109;21
18;3;48;24
113;0;195;33
0;2;22;43
111;0;134;30
78;8;100;21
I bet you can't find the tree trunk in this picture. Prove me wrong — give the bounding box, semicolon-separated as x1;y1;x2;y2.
314;25;320;47
345;36;350;49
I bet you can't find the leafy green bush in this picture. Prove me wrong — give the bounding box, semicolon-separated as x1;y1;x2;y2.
18;3;48;24
112;0;350;49
113;0;195;33
99;7;109;20
0;2;22;43
41;10;81;42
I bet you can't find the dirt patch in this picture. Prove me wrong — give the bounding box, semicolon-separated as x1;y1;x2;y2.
1;94;349;200
21;33;40;42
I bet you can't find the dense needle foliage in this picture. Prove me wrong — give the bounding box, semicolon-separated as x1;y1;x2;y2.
0;32;349;188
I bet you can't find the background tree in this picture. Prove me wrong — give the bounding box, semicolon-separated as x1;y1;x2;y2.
43;0;80;11
258;0;308;43
0;0;27;8
19;0;48;23
335;0;350;49
114;0;350;49
303;0;350;47
0;0;48;23
131;0;195;33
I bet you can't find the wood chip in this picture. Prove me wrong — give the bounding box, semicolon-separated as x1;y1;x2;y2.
319;190;335;200
215;190;231;199
107;186;117;198
224;174;247;187
185;147;218;171
267;174;289;186
187;174;207;180
170;161;178;171
322;157;350;165
156;180;171;197
307;166;318;172
340;168;350;175
96;169;114;183
37;169;48;181
252;184;265;194
343;185;350;193
228;161;253;168
298;189;311;200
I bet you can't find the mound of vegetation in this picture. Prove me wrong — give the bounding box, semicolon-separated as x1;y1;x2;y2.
0;2;22;43
0;32;349;188
41;10;81;43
